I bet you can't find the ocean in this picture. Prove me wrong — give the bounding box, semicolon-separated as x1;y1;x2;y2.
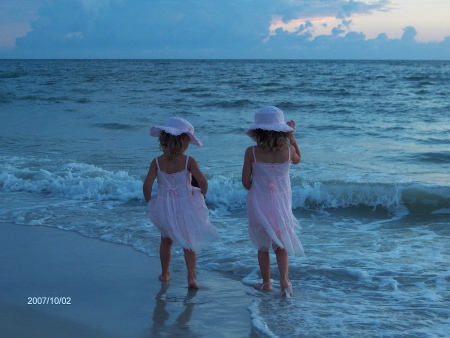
1;59;449;337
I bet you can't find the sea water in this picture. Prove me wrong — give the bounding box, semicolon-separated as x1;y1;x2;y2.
1;59;449;337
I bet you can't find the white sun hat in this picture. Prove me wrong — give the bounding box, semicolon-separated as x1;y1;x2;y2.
150;117;203;146
246;106;294;136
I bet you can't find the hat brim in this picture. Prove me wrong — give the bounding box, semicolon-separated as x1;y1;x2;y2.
150;126;203;146
245;124;294;136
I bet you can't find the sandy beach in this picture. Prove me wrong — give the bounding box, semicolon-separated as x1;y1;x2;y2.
0;222;256;338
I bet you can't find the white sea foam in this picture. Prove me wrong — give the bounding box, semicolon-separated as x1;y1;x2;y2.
0;157;142;202
3;156;448;217
248;300;279;338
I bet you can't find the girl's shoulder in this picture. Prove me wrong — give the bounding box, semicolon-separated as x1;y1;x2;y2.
245;145;255;154
186;154;199;168
156;153;189;173
152;155;165;167
254;145;290;163
157;153;187;163
244;146;256;161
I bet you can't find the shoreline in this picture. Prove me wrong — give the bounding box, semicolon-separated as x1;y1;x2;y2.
0;222;256;337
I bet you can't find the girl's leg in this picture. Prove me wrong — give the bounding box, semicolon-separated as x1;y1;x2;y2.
275;248;293;295
183;249;199;289
254;250;273;291
159;236;172;281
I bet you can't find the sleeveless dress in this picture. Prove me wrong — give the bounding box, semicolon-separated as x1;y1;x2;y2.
246;146;305;256
148;156;220;252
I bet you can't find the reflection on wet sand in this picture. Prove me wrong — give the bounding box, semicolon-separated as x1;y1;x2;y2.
151;281;199;337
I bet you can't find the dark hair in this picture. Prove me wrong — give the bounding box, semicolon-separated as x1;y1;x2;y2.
158;131;187;159
250;129;290;152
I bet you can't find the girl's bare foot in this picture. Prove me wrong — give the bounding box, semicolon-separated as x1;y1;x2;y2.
281;283;293;298
188;274;199;289
280;277;291;290
159;274;170;282
280;278;293;297
253;281;272;292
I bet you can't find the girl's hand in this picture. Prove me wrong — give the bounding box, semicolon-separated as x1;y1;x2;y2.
286;120;298;146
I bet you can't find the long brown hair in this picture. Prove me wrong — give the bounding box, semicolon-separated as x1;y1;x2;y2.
158;131;187;160
250;129;290;152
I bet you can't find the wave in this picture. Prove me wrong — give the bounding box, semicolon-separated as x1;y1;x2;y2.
416;151;450;164
208;178;450;215
1;156;449;215
1;158;142;203
91;123;141;131
201;99;254;108
0;92;17;104
0;71;27;79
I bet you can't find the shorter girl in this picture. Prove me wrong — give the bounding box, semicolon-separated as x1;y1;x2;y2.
242;106;305;297
143;117;220;289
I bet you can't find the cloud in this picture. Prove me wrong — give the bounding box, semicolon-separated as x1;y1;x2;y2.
401;26;417;42
341;0;391;15
11;0;270;57
263;25;450;60
1;0;449;59
266;0;391;41
0;0;40;49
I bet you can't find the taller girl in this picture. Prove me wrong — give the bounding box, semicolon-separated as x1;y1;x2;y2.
242;106;305;297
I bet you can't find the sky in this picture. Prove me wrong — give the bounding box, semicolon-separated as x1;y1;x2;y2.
0;0;449;59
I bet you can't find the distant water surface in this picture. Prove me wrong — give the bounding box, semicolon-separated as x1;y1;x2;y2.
1;59;449;337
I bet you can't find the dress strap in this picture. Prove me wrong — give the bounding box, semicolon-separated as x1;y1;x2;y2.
252;146;257;162
155;157;160;171
287;144;291;162
185;156;190;170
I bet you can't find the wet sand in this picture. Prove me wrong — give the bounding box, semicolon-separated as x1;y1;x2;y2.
0;222;257;337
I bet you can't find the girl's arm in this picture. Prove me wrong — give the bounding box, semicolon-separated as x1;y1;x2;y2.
242;147;253;190
143;159;157;202
287;120;301;164
289;141;301;164
188;157;208;196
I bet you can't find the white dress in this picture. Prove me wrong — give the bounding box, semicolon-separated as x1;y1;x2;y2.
148;156;220;252
246;146;305;256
